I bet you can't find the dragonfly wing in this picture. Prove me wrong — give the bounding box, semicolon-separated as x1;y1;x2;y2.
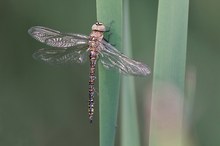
28;26;89;47
99;40;151;76
33;45;88;65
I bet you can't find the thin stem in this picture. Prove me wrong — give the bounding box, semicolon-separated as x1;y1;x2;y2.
96;0;122;146
149;0;189;146
121;0;140;146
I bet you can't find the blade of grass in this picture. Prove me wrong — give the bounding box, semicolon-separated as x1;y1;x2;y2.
121;0;140;146
182;66;196;146
96;0;122;146
149;0;189;146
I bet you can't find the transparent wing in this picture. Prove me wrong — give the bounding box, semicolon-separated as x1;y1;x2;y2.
33;45;88;65
98;40;151;76
28;26;89;48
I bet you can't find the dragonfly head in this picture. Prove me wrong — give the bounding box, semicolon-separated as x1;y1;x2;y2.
92;21;106;32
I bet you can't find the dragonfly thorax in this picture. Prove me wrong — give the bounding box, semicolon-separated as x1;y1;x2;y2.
90;31;104;40
89;31;104;50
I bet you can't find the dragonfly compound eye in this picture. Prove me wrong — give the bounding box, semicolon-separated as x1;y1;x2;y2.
92;22;106;32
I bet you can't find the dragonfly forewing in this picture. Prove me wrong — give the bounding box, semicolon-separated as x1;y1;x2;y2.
28;26;89;48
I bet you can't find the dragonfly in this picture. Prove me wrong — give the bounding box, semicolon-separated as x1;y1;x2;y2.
28;21;151;123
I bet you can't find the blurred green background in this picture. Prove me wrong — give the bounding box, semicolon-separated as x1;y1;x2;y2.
0;0;220;146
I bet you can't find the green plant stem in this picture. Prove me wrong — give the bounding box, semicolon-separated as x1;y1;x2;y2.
149;0;189;146
96;0;122;146
121;0;140;146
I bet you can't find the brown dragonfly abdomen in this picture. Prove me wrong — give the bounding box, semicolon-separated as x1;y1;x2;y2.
88;50;98;123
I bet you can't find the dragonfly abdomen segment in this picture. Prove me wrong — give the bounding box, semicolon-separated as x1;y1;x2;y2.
88;50;98;123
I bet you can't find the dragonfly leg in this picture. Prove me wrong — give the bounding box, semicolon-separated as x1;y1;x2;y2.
104;21;115;43
104;33;113;42
105;20;114;32
104;33;116;47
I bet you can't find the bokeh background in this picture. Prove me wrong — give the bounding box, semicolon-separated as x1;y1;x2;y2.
0;0;219;146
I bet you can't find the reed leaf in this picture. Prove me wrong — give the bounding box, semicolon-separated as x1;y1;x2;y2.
96;0;122;146
149;0;189;146
121;0;140;146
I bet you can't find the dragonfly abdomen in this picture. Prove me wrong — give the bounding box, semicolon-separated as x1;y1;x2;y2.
88;50;98;123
